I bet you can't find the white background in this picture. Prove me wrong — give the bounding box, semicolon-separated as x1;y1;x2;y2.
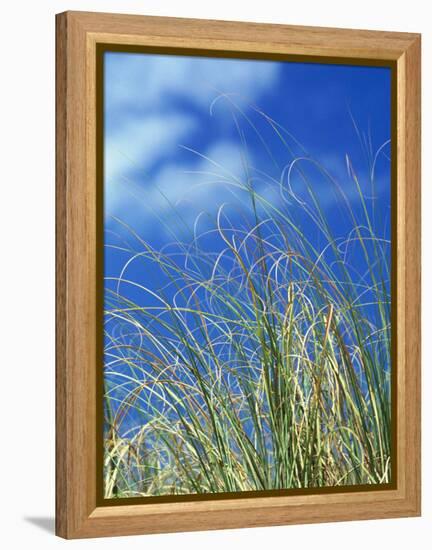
0;0;429;547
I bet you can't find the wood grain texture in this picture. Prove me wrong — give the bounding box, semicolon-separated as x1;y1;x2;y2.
55;12;68;538
56;11;98;537
402;36;421;513
67;10;418;59
55;10;421;539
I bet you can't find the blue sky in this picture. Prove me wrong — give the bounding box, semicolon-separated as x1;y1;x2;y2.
104;52;391;218
104;51;391;305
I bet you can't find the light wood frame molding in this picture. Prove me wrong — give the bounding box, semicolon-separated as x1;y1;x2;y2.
55;10;421;539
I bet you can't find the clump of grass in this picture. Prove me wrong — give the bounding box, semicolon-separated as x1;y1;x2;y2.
103;102;391;498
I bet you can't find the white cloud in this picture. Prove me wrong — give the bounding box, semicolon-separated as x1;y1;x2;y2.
105;52;280;113
104;114;197;213
151;141;247;207
104;53;281;218
104;141;252;236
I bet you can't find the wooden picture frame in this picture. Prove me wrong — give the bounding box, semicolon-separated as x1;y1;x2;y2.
56;10;421;539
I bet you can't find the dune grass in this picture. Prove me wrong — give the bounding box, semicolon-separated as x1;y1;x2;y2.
103;106;392;499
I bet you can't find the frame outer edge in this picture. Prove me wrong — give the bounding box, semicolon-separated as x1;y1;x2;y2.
55;11;422;538
55;11;69;539
404;35;421;515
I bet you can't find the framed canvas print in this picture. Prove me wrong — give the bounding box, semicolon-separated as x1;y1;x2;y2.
56;11;421;539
